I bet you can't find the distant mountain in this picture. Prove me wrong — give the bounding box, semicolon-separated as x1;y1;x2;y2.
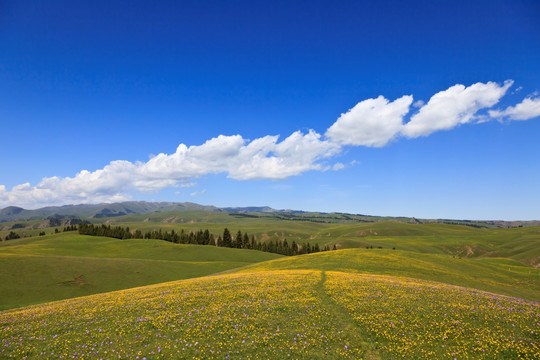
0;201;300;223
1;201;538;227
221;206;277;213
0;201;220;222
0;206;25;217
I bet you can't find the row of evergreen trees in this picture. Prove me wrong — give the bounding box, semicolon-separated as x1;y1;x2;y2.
77;223;333;256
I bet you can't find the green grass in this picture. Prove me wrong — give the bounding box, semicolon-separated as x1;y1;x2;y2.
0;233;282;310
2;220;538;309
4;215;539;264
1;270;537;359
234;249;540;302
1;218;539;359
76;218;540;266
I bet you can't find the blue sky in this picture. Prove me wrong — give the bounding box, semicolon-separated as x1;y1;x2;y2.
1;0;540;220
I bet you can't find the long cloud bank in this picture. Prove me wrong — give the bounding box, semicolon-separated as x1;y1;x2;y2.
1;80;539;208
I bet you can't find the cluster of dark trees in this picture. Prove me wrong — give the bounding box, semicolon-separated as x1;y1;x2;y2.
2;231;21;241
78;223;333;256
36;225;78;236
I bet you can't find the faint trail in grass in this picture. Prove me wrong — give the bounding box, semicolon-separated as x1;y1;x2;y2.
316;271;381;360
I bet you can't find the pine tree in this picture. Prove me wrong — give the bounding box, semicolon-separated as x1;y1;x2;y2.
291;240;297;255
243;233;250;249
223;228;232;248
235;230;242;248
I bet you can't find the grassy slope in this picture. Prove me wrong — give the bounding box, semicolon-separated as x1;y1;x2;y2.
2;217;538;307
1;270;537;359
4;212;539;264
1;217;539;359
0;233;282;310
234;249;540;302
102;214;540;266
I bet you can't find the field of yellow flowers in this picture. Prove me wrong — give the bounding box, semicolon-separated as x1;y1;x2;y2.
1;270;538;359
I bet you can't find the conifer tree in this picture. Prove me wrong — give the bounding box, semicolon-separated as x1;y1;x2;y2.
243;233;250;248
223;228;232;247
235;230;242;248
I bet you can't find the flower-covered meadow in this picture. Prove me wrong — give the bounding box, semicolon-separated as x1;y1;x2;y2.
1;271;366;359
326;271;539;359
1;270;538;359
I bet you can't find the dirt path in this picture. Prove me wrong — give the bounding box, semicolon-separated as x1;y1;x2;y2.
315;271;381;359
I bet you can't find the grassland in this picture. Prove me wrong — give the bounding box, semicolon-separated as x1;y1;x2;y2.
1;270;537;359
1;213;539;358
85;213;540;267
234;249;540;302
0;232;282;310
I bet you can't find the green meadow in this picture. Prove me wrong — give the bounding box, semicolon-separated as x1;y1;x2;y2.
0;215;539;358
0;232;282;310
234;248;540;302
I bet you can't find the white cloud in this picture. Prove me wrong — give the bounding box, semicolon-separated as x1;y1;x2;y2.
0;130;339;208
332;163;345;171
190;189;207;197
3;79;538;209
231;130;340;180
489;96;540;121
413;100;425;108
402;80;513;138
325;95;413;147
512;86;523;94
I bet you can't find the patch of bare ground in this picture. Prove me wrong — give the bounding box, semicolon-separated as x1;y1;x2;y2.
143;217;150;222
355;229;378;237
464;245;474;258
57;275;86;286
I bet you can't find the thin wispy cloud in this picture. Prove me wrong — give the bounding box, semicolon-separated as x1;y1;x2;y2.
489;96;540;121
1;80;538;208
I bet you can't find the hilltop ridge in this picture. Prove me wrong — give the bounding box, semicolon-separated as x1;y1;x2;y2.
1;201;539;227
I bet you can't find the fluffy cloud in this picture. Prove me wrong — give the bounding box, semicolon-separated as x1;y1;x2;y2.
489;96;540;121
2;79;539;209
402;80;513;138
0;131;339;208
139;130;339;182
324;80;516;146
325;95;413;147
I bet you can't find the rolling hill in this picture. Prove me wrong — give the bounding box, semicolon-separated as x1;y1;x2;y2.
0;212;538;359
1;269;537;359
0;233;282;310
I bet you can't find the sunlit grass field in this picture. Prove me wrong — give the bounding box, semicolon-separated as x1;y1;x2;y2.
234;249;540;302
1;270;538;359
0;233;282;310
75;215;540;267
1;219;538;358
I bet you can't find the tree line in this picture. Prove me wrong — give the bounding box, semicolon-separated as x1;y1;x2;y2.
77;223;333;256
